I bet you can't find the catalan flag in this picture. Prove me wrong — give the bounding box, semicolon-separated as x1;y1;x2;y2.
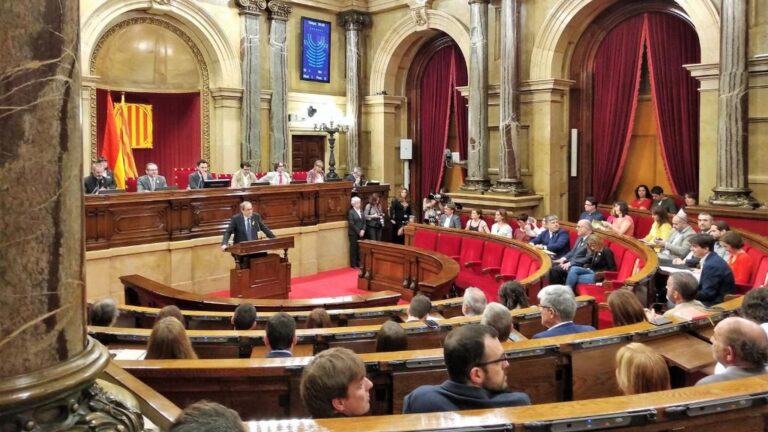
102;92;138;189
115;99;153;149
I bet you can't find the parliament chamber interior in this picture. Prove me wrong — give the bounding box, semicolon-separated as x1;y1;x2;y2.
3;0;768;431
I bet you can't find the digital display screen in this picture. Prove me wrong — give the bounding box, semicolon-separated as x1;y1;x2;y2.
301;17;331;83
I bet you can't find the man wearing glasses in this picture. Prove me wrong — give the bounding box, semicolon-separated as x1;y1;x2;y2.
402;325;530;413
533;285;595;339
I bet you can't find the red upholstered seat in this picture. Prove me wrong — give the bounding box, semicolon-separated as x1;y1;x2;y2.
292;171;308;181
750;256;768;288
609;242;627;266
577;252;640;301
254;172;267;179
633;215;654;240
125;177;137;192
455;240;507;302
173;167;195;188
413;230;438;251
458;213;469;229
459;237;485;268
597;304;614;329
480;241;506;275
495;248;522;282
515;254;534;280
215;173;233;180
436;233;462;261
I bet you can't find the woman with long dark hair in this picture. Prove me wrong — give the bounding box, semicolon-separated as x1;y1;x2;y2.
389;187;412;244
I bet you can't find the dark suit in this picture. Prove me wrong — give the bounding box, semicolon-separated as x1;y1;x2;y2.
137;175;167;192
344;173;367;187
83;175;116;194
188;171;213;189
696;252;735;306
221;213;275;246
531;229;571;259
438;214;461;229
549;235;590;284
348;208;366;267
403;380;530;414
532;322;595;339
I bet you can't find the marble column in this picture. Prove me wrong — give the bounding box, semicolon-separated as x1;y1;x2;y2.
237;0;267;168
491;0;528;195
461;0;491;192
0;2;140;429
339;11;371;174
710;0;759;207
268;0;292;167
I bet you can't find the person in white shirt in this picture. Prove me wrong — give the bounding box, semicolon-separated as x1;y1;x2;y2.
491;209;513;238
261;161;292;185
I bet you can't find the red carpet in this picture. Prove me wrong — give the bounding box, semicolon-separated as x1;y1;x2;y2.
211;268;370;299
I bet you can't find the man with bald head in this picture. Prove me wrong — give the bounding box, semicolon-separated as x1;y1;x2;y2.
656;215;695;263
548;220;592;284
696;317;768;385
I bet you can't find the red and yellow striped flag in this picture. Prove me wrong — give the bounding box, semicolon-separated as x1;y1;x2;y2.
102;92;138;189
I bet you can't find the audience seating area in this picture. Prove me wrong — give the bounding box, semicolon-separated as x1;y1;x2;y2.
404;224;551;303
112;296;740;422
90;296;598;358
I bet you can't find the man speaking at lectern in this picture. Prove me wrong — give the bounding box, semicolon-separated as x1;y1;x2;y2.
221;201;275;251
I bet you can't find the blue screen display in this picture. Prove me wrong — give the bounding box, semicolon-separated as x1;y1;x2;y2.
301;17;331;83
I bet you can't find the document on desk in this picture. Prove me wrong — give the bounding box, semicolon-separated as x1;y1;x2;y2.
660;266;701;281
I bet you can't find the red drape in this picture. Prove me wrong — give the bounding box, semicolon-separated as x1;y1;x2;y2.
97;90;201;183
452;50;469;179
591;14;646;203
419;44;468;199
645;13;701;196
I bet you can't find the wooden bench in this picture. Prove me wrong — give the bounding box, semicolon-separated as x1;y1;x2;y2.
110;296;467;330
115;296;738;421
92;297;598;357
121;274;402;312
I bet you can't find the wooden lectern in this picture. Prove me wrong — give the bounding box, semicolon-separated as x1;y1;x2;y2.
228;237;294;299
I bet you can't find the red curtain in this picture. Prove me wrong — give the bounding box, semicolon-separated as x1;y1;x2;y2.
452;49;469;179
96;90;201;183
419;43;468;199
645;13;701;196
591;14;646;203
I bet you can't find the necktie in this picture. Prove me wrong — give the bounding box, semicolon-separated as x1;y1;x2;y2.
278;173;283;185
150;177;155;191
245;217;251;240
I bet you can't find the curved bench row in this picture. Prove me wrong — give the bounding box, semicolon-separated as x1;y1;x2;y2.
121;274;402;312
404;223;551;303
90;296;598;358
114;296;740;421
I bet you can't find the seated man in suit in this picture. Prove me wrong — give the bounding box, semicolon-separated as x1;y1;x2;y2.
260;161;292;185
438;203;461;229
663;272;706;320
84;161;116;194
403;324;530;413
230;161;257;188
188;159;213;189
221;201;275;251
657;215;695;263
344;166;367;188
696;317;768;386
689;233;735;306
532;284;595;339
549;219;592;284
265;312;296;358
530;215;571;259
137;162;167;192
300;347;373;418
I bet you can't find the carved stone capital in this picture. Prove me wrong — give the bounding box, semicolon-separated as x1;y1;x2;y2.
468;0;491;4
236;0;267;16
268;0;292;21
338;10;371;32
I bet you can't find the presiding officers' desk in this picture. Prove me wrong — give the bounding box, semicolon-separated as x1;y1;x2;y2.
85;182;390;251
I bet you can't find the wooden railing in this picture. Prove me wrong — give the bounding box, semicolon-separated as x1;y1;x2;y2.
357;240;460;300
91;297;599;358
121;274;401;312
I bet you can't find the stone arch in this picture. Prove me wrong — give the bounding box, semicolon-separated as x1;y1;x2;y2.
369;10;470;96
530;0;719;81
81;0;238;88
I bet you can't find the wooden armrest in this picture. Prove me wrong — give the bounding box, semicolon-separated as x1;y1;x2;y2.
482;266;500;274
464;261;481;268
494;273;516;282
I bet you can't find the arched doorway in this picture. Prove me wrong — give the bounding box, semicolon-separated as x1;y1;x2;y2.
567;3;701;219
405;36;468;213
